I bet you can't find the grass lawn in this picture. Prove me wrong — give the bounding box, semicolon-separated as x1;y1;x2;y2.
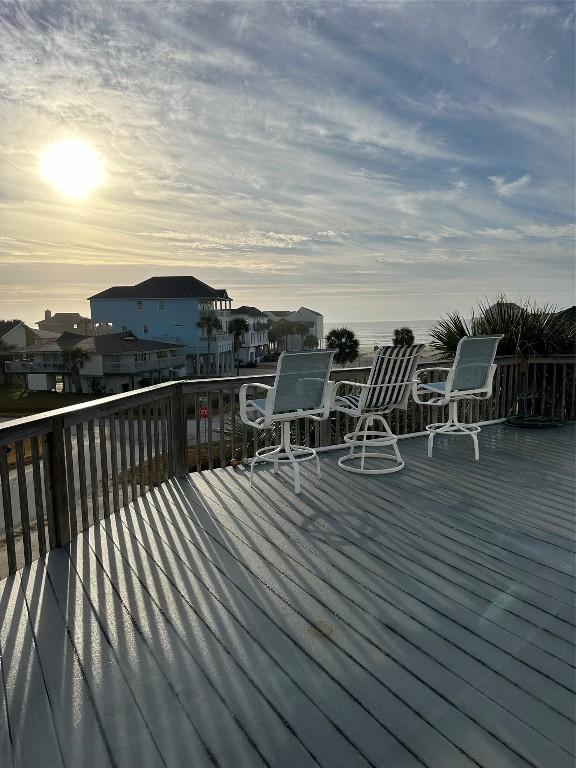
0;386;97;416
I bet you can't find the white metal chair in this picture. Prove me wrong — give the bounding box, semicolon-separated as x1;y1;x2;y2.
412;335;503;460
239;350;335;493
332;345;425;474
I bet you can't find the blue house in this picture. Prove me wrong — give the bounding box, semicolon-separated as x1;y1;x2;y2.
89;276;233;376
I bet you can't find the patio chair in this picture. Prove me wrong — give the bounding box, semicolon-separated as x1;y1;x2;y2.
412;335;503;460
239;350;336;494
332;344;425;474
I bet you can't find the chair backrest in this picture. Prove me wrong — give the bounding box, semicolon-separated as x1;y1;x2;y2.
450;335;503;393
361;345;425;410
271;350;335;415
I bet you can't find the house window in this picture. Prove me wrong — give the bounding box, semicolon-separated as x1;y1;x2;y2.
122;326;128;332
159;301;165;311
157;350;168;359
143;325;148;334
137;300;143;310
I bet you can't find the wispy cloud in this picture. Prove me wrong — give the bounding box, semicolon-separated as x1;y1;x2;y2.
0;0;573;322
488;174;532;197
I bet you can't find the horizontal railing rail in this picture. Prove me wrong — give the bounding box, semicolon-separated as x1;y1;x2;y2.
103;356;187;373
1;354;574;578
5;360;68;373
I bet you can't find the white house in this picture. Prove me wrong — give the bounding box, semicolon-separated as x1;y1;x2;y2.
5;331;186;394
90;276;234;377
264;307;324;351
230;306;270;363
1;321;59;349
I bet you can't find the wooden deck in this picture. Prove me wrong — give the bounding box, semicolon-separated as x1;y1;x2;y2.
1;424;574;768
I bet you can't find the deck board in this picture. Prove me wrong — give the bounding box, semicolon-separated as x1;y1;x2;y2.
1;424;575;767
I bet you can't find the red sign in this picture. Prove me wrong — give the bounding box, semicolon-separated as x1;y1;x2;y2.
200;404;209;420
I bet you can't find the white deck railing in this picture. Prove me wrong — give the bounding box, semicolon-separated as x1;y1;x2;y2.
0;355;574;577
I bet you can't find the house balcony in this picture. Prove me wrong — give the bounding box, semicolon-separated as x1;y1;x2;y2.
5;359;67;373
0;355;574;768
102;355;187;373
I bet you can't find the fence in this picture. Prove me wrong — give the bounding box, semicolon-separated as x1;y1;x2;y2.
0;355;574;577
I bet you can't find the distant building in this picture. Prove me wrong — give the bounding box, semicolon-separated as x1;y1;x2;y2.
90;276;234;376
1;321;59;349
264;307;324;351
230;306;269;363
37;309;112;336
5;331;186;394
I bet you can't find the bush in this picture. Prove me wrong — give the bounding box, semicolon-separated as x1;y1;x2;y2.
430;297;576;357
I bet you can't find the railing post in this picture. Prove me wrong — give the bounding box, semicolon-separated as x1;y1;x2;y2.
171;383;188;477
46;415;70;547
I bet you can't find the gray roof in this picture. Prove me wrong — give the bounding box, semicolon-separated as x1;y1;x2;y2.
89;276;231;301
19;331;184;354
264;310;292;318
231;306;265;317
37;312;90;322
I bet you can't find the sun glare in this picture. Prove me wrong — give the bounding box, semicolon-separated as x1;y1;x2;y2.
40;139;103;198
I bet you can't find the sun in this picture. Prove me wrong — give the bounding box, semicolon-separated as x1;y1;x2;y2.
40;139;103;198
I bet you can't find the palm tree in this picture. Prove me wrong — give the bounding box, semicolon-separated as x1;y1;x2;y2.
229;317;249;375
272;319;295;352
196;312;222;376
392;327;415;347
293;321;311;351
325;327;360;366
61;348;91;393
303;333;318;350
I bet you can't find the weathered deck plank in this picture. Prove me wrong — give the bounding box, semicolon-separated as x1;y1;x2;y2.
0;424;574;768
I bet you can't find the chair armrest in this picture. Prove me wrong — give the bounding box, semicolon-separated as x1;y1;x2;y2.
416;367;452;377
334;379;417;395
239;382;274;426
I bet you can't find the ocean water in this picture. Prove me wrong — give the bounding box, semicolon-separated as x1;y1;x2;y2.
325;320;433;352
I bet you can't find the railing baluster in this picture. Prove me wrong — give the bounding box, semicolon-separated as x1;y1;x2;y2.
128;409;137;502
229;389;236;464
109;415;120;513
64;427;77;538
219;391;225;468
145;405;154;490
118;412;129;508
153;401;161;484
550;363;557;420
42;434;56;548
160;399;169;481
98;417;111;518
207;390;214;471
194;392;202;473
87;419;99;523
30;436;47;556
75;423;89;530
0;445;16;574
15;441;32;565
137;407;146;496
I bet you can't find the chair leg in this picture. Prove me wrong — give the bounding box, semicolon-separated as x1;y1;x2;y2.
425;399;481;459
339;412;404;474
281;422;301;494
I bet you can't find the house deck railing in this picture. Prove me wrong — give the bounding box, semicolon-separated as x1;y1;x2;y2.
0;355;574;577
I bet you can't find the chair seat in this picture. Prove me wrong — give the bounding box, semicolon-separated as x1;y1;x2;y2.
420;381;446;394
336;394;361;409
247;398;267;413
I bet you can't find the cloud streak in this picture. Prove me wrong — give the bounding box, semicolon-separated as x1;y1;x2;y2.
0;0;573;322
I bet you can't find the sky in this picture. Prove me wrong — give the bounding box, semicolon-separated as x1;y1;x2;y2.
0;0;574;325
